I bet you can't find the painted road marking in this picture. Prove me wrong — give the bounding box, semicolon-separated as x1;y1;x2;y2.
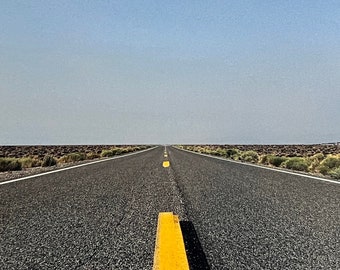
162;161;170;168
0;147;159;186
164;154;168;157
153;212;189;270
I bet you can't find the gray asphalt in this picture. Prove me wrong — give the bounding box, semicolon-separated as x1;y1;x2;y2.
168;147;340;269
1;146;339;269
1;147;186;269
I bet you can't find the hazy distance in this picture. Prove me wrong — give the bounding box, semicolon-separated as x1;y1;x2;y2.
1;1;339;145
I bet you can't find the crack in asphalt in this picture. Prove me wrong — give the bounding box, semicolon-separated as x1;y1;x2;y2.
114;186;136;231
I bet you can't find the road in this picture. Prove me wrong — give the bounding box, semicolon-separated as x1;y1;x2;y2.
1;146;339;269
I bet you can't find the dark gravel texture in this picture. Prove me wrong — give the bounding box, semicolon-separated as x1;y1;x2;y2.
1;146;339;269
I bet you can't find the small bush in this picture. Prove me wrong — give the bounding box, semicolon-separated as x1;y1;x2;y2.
42;155;57;167
101;148;123;157
307;153;325;172
268;156;288;167
194;146;202;153
216;148;227;156
317;164;331;175
101;149;114;157
86;152;100;159
261;155;296;168
195;147;206;154
0;158;22;172
207;149;218;155
112;148;123;155
19;157;41;168
316;155;340;175
59;153;86;163
121;147;131;153
320;155;340;169
8;159;22;171
312;153;325;162
329;167;340;179
260;154;271;165
240;151;259;163
19;157;33;168
226;149;240;160
282;157;309;172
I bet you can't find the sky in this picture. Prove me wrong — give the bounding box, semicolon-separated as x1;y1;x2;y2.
1;0;340;145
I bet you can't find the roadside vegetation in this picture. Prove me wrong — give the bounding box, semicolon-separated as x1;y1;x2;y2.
0;158;22;172
179;145;340;180
0;145;150;172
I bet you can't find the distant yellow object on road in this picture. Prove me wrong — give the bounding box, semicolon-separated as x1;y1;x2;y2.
162;161;170;168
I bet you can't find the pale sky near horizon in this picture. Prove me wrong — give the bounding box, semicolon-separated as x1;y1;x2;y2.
1;1;340;145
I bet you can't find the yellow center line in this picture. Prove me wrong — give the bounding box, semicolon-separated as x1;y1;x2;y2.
153;212;189;270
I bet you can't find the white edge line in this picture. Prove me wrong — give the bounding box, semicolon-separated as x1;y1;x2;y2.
175;147;340;185
0;146;159;186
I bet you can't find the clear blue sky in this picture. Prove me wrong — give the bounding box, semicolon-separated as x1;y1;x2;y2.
1;1;340;144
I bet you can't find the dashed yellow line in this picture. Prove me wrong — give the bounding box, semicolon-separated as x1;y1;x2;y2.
153;212;189;270
162;161;170;168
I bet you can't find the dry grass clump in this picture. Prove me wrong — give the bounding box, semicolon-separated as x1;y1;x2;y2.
19;157;41;168
59;153;86;163
316;155;340;177
239;151;259;163
0;158;22;172
281;157;309;172
226;149;241;160
86;152;101;159
260;155;288;167
329;167;340;179
42;155;57;167
101;148;121;157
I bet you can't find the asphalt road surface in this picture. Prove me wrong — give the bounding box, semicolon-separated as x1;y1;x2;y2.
1;146;339;269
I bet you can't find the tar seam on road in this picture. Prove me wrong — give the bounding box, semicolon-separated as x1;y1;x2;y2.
0;146;159;186
176;147;340;185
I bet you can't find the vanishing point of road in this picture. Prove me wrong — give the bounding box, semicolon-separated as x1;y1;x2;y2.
1;146;339;269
